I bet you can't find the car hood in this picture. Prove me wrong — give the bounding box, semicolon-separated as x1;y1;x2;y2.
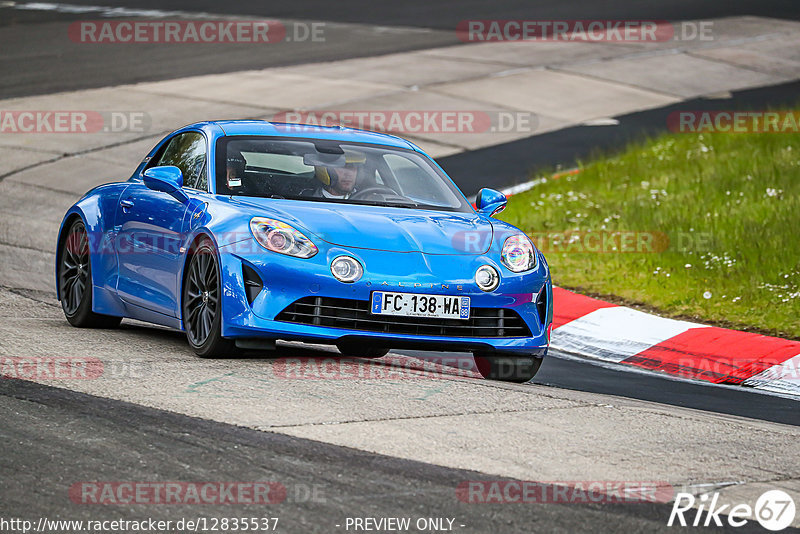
231;198;493;255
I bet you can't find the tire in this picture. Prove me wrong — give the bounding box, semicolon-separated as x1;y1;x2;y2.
336;341;390;359
58;219;122;329
182;237;239;358
473;352;543;383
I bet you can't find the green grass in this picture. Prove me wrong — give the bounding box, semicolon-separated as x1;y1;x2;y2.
500;129;800;339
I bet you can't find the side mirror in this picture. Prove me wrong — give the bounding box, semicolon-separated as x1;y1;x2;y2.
476;188;507;217
143;166;188;203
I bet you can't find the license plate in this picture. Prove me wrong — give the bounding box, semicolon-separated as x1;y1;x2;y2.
371;291;470;320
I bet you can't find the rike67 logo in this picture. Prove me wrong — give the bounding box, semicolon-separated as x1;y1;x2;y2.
668;490;796;531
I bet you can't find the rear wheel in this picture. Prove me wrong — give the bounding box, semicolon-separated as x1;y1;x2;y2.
58;219;121;328
473;352;543;383
182;237;238;358
336;341;390;359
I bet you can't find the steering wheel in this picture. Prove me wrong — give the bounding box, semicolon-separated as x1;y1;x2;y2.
348;185;402;200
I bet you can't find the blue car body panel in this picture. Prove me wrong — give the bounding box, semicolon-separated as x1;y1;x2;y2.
56;121;553;355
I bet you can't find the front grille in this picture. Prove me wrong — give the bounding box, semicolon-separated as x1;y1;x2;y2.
275;296;531;338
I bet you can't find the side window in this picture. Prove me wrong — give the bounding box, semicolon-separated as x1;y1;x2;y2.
156;132;207;190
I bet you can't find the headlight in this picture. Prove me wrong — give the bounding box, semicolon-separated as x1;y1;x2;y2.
250;217;318;258
475;265;500;292
331;256;363;283
501;234;537;272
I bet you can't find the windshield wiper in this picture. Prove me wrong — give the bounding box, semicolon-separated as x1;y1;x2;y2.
353;200;419;209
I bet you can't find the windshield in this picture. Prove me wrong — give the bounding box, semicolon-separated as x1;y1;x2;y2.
215;136;472;212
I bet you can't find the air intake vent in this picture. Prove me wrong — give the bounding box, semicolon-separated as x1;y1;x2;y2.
535;285;548;327
275;296;531;338
242;264;263;306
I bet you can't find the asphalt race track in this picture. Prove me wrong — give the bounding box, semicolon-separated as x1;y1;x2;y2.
1;2;800;533
2;378;791;534
1;0;799;97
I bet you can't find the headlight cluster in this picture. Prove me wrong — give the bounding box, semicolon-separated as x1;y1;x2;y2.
501;234;537;272
250;217;318;258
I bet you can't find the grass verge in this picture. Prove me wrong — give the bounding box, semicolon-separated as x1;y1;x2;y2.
500;129;800;339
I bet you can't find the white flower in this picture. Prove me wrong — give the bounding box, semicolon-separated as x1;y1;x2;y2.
685;264;692;268
703;291;712;299
765;187;783;198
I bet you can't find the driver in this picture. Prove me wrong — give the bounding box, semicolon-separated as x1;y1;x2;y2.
309;149;366;199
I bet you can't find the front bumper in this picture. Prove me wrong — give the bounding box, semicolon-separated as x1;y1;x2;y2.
217;241;553;355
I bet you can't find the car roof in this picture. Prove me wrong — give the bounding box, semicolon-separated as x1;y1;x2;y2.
193;120;418;150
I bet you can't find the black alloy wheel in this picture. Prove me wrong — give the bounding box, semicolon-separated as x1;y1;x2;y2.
58;219;121;328
182;238;237;358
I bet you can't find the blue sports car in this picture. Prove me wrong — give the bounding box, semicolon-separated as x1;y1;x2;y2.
56;121;553;382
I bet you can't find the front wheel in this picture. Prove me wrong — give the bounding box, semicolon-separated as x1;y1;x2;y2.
182;237;238;358
58;219;121;329
473;353;543;383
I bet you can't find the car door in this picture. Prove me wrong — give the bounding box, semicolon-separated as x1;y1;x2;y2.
116;131;208;317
